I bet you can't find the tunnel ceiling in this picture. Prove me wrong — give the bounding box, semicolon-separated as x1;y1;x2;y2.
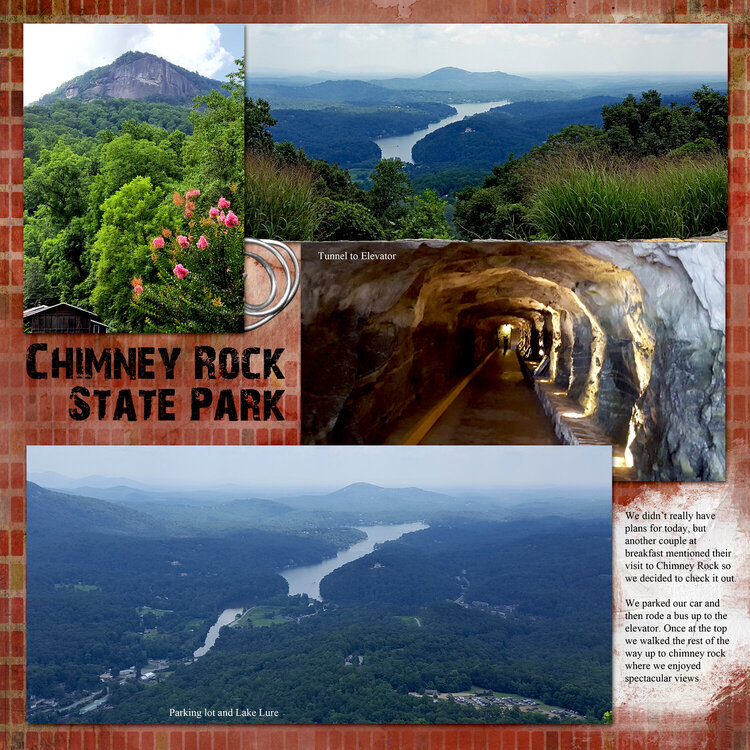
303;241;649;351
420;269;594;327
304;240;631;325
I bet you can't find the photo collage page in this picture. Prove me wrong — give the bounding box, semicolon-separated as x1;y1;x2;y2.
14;19;740;740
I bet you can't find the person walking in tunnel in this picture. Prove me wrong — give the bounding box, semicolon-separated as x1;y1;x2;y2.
503;335;510;355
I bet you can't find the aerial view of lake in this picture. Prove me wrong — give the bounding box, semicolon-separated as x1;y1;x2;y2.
281;522;428;600
374;100;510;162
194;522;428;658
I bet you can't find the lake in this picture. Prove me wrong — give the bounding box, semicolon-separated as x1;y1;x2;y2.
281;522;428;600
374;100;510;163
193;607;243;659
193;522;427;658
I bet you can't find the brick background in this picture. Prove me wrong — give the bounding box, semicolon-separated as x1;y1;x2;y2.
2;5;749;749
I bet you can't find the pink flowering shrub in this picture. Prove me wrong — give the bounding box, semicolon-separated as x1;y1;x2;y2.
136;186;243;332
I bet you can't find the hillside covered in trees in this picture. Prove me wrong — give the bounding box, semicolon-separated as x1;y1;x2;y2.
27;480;611;725
246;83;727;242
23;56;245;333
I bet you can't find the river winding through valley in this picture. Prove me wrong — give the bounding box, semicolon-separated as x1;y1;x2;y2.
374;100;509;163
193;522;427;659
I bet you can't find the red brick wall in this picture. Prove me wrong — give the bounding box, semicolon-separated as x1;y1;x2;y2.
2;6;749;749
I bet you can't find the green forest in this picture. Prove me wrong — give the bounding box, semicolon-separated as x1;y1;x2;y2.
246;86;727;242
23;61;245;333
269;102;456;166
27;481;611;725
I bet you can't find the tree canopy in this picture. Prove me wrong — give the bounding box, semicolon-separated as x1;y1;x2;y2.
23;60;246;331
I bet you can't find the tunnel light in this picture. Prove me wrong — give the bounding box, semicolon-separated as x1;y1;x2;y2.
543;306;561;383
622;285;654;472
562;411;586;419
567;294;606;417
623;406;642;470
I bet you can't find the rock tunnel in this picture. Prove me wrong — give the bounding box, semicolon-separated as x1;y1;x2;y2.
300;240;725;481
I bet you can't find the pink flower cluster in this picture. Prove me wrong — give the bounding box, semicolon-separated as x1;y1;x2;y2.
145;191;236;290
208;197;239;228
184;189;201;217
173;264;190;279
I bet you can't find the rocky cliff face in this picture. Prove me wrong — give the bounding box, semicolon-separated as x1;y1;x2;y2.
39;52;223;106
583;242;725;481
301;240;725;481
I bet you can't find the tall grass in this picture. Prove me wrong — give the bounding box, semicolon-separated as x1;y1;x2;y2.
526;152;727;241
245;153;323;240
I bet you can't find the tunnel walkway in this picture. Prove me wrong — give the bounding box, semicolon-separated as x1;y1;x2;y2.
386;349;561;445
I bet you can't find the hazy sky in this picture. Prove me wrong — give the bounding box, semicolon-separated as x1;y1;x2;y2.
28;445;611;494
245;24;727;79
24;24;244;105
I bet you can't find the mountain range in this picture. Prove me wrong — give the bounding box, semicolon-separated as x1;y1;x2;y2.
246;67;555;109
246;66;727;110
27;479;608;541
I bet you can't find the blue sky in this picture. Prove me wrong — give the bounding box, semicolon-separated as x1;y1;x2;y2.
24;24;244;105
28;445;611;494
245;23;727;79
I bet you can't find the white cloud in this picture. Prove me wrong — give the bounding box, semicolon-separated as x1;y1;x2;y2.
244;23;728;79
24;24;236;105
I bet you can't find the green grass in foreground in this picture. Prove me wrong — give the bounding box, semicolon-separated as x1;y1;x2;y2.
245;153;321;240
528;155;727;241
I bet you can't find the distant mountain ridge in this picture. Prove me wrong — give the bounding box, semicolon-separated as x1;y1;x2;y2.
36;51;225;106
246;67;726;112
375;66;542;92
26;481;176;537
247;67;554;109
26;478;607;541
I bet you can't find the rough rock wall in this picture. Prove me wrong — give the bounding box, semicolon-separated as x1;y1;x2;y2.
583;242;725;480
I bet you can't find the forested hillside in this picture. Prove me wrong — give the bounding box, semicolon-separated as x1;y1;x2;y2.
23;57;245;333
246;85;727;242
27;476;611;725
270;102;456;166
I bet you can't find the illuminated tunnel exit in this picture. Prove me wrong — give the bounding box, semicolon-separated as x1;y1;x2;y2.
301;240;725;482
